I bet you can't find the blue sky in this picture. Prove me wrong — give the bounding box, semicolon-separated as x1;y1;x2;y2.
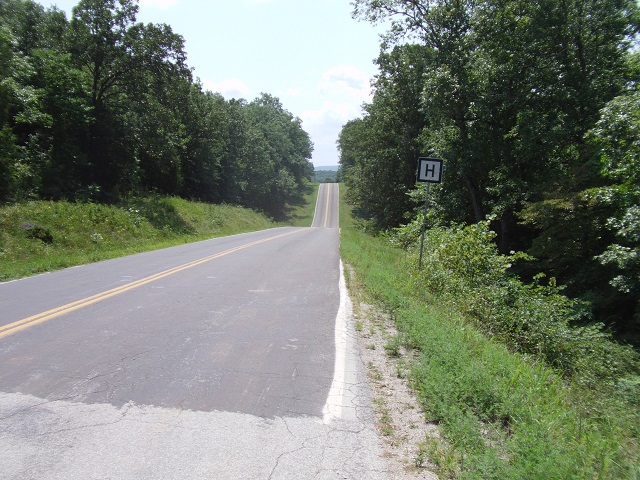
37;0;386;166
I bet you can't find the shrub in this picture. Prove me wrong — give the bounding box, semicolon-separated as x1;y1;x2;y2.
394;218;639;386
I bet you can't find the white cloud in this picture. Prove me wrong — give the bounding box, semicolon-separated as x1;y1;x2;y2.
202;78;252;100
286;88;303;97
300;100;364;166
319;65;372;103
301;101;360;129
139;0;181;8
302;65;372;133
297;65;372;165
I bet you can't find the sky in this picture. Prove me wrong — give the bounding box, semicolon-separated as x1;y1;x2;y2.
36;0;387;167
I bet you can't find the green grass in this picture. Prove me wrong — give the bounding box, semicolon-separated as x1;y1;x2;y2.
339;186;640;479
0;186;319;281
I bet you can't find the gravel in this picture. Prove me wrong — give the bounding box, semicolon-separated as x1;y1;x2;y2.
352;295;441;480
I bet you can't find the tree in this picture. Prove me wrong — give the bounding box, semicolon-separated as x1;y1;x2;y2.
0;2;71;200
179;85;228;202
471;0;640;251
347;0;640;338
0;0;315;216
353;0;485;227
31;48;92;199
590;91;640;338
240;94;313;218
68;0;138;109
66;0;192;198
123;22;192;195
351;0;639;247
338;44;431;228
0;25;21;200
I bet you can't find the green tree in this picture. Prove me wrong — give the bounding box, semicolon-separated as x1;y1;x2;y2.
0;0;313;214
0;25;21;200
66;0;192;198
65;0;140;197
353;0;484;227
471;0;639;251
31;48;92;199
352;0;639;245
68;0;138;109
349;0;640;338
239;94;312;218
124;22;192;195
590;91;640;337
339;44;430;229
218;98;249;204
176;85;225;202
0;2;65;201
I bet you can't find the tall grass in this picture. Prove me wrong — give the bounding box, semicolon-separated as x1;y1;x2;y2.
339;188;640;479
0;194;303;281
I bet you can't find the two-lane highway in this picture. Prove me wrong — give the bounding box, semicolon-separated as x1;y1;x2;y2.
312;181;339;228
0;183;389;479
1;226;337;417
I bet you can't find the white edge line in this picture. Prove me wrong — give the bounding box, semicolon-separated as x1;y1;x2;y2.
311;184;322;228
323;259;350;424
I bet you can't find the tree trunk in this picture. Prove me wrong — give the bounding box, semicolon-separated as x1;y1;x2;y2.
498;209;518;254
464;174;484;222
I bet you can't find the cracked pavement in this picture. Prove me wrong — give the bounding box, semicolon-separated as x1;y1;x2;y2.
0;272;389;479
0;381;388;479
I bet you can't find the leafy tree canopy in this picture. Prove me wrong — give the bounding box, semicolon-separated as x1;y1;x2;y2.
0;0;313;219
342;0;640;341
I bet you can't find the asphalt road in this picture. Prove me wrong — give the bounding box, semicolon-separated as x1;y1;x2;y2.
0;183;390;479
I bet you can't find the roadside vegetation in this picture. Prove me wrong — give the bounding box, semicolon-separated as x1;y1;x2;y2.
1;0;313;220
341;0;640;346
340;188;640;479
0;183;318;281
338;3;640;475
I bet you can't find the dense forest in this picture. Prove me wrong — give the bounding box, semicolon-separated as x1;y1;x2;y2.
339;0;640;343
0;0;314;219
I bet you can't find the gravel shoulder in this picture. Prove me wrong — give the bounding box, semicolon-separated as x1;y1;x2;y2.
347;266;441;480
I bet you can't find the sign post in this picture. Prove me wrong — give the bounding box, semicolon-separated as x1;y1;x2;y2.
417;157;443;269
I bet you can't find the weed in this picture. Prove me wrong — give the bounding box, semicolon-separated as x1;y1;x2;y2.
368;363;383;382
384;334;402;358
372;397;395;437
417;437;460;477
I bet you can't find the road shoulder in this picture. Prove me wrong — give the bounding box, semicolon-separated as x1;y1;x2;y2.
346;264;440;480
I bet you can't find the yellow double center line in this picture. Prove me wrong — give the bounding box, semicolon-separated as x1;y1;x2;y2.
323;184;332;228
0;229;304;340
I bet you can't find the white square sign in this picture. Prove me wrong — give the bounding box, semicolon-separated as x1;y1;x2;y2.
417;157;443;183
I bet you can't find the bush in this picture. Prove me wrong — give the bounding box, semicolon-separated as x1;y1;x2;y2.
395;218;639;386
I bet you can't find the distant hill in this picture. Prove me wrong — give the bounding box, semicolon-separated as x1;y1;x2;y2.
312;167;340;183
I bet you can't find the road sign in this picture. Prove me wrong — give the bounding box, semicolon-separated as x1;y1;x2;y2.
417;157;444;269
417;157;443;184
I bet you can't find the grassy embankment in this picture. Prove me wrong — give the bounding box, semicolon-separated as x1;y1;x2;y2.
339;187;639;479
0;183;319;281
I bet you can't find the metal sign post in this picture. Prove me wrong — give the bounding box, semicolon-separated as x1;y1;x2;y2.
416;157;443;269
